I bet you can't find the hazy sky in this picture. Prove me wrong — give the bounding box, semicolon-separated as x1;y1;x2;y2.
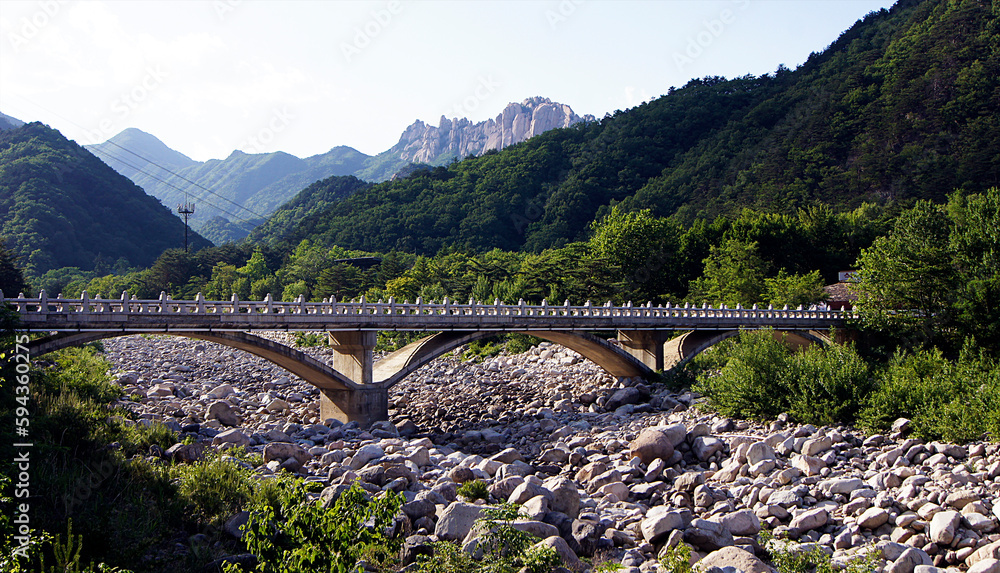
1;0;895;161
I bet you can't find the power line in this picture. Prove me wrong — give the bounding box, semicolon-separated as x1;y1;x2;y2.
87;146;262;231
92;136;268;221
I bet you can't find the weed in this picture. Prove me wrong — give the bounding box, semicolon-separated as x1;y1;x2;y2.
457;479;489;501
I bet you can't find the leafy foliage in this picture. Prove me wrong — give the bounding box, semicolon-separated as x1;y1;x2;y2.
854;189;1000;354
232;480;403;573
693;329;873;426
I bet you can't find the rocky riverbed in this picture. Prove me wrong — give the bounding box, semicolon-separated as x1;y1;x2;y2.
100;333;1000;573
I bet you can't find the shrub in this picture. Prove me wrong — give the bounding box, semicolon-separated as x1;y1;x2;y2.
457;479;489;501
173;452;255;526
861;343;1000;442
292;332;327;347
693;329;873;426
693;330;790;420
463;338;505;362
230;480;404;573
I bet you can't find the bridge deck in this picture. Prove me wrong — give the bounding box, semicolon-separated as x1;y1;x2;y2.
3;292;850;333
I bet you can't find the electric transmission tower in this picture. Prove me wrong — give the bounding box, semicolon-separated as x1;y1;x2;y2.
177;202;195;252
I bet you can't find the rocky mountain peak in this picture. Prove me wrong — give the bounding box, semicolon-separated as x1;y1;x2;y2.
391;97;594;164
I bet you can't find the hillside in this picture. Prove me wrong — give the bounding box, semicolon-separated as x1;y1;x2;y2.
0;122;211;276
253;0;997;255
246;175;371;247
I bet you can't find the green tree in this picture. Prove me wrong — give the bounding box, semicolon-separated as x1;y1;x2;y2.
948;188;1000;352
589;207;681;301
689;239;767;307
853;200;958;349
764;269;828;308
0;244;29;296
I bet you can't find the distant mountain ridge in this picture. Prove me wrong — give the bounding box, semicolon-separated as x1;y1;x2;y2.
0;112;24;131
84;97;591;243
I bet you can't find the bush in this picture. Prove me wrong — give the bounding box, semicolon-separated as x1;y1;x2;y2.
415;503;561;573
457;479;489;501
861;343;1000;442
694;329;873;426
173;452;255;526
229;480;404;573
693;330;790;420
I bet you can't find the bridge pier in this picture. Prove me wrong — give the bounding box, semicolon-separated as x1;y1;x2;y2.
328;331;377;385
324;330;388;426
320;386;389;427
617;330;672;371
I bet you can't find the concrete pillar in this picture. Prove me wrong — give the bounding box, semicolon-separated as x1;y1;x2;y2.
617;330;670;371
328;331;377;385
324;330;387;426
320;386;389;427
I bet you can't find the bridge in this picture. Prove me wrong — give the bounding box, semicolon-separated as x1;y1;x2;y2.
3;291;852;426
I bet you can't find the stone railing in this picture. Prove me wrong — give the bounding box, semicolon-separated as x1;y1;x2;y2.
0;291;851;329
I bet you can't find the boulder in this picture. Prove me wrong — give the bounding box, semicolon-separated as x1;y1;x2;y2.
684;518;734;551
435;502;486;542
206;400;239;426
747;441;776;465
542;476;581;518
718;509;761;536
789;508;829;533
968;559;1000;573
629;428;675;465
928;510;961;545
263;442;312;467
886;547;932;573
212;428;250;448
349;444;385;470
699;546;774;573
605;387;642;410
532;536;581;570
692;436;726;462
640;508;691;543
858;507;890;529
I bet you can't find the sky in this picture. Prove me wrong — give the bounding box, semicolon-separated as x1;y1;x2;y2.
0;0;896;162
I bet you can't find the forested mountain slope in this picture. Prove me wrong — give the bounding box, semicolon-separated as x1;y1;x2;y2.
260;0;997;255
0;123;211;276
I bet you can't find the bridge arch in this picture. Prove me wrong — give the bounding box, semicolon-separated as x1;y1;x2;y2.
664;329;835;369
374;330;653;387
27;331;359;391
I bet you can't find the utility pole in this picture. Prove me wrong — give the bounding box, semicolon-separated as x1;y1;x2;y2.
177;202;195;252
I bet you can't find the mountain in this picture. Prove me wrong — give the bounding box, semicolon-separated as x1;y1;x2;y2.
0;122;211;277
90;144;369;244
252;0;998;255
0;112;24;131
354;97;594;181
85;127;198;180
89;98;590;243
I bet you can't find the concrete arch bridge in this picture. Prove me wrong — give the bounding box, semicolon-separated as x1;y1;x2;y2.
4;291;852;426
